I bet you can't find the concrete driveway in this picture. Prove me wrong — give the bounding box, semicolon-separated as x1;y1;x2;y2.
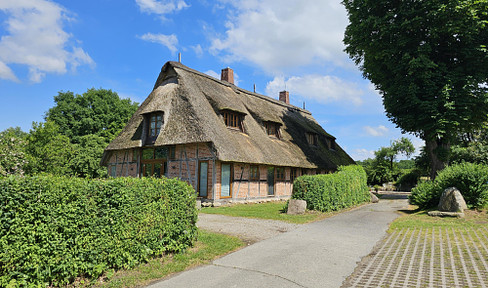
147;199;408;288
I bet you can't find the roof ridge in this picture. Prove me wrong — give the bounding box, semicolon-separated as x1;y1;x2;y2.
167;61;311;115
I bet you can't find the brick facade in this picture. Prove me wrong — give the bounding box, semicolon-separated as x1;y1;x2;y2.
105;142;318;203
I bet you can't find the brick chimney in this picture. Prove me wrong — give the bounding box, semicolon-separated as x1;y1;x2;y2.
221;67;234;84
279;91;289;104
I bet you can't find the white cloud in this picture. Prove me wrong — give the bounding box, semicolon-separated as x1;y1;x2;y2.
0;0;94;83
265;75;363;106
0;61;19;82
135;0;189;19
210;0;349;73
364;125;389;137
205;70;219;79
191;44;204;57
351;148;375;161
139;33;178;53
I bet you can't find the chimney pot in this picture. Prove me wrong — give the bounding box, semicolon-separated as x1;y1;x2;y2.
279;91;290;104
221;67;234;84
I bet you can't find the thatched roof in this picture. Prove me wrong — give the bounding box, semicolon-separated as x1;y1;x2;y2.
103;61;355;169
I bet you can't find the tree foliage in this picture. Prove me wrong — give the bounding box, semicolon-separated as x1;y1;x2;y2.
25;121;74;176
358;137;415;185
45;88;138;143
0;127;28;176
343;0;488;177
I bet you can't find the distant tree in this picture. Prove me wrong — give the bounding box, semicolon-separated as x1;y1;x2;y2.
343;0;488;178
361;138;416;185
25;121;74;176
45;88;139;143
0;127;28;176
70;134;108;178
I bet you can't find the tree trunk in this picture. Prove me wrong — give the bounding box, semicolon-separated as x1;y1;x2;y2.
425;138;450;179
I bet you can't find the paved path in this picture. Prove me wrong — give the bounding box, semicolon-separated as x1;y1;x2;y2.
343;226;488;288
147;199;408;288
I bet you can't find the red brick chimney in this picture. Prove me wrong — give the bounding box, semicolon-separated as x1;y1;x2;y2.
221;67;234;84
279;91;289;104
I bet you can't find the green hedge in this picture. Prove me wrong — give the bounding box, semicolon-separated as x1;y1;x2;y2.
290;165;370;212
409;163;488;209
0;176;198;287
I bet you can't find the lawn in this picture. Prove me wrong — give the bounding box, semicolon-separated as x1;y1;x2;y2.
89;230;244;288
200;200;364;224
390;206;488;230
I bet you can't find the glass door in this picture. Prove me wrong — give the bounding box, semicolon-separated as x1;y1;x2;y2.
267;167;274;195
199;162;208;197
221;163;232;198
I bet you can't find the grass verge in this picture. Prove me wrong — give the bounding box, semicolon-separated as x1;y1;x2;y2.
389;205;488;231
90;230;244;288
200;201;365;224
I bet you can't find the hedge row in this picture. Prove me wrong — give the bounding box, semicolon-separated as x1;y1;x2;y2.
290;165;370;212
409;163;488;209
0;176;198;287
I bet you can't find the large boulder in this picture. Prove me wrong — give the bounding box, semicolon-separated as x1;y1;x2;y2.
287;199;307;215
438;187;467;212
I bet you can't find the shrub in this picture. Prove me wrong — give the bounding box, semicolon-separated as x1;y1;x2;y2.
409;163;488;209
395;169;422;191
290;165;370;212
0;175;197;287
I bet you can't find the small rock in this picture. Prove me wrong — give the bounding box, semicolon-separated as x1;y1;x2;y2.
212;202;222;207
201;202;212;207
370;192;379;203
287;199;307;215
438;187;467;212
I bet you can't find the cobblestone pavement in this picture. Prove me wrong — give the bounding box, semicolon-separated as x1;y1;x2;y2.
343;226;488;288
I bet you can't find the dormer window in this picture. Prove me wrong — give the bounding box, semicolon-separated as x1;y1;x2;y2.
222;110;244;132
265;122;281;139
306;132;318;146
146;112;163;144
326;137;336;150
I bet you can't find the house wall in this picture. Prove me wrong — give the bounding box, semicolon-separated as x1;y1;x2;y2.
106;143;327;203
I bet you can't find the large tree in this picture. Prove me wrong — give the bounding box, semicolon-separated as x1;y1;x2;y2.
343;0;488;178
45;88;139;143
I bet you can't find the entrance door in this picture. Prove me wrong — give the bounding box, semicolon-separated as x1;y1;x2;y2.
221;163;232;198
267;167;274;195
199;162;208;197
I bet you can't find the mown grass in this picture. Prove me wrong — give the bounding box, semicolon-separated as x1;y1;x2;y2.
200;201;364;224
89;230;244;288
389;206;488;231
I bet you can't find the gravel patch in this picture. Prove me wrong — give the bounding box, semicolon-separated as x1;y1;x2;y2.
197;213;300;244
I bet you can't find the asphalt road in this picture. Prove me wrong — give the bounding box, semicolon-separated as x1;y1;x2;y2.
147;199;408;288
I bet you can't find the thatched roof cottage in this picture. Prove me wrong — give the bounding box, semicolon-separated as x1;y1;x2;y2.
102;61;355;203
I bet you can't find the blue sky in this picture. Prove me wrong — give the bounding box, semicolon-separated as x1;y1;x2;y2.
0;0;422;160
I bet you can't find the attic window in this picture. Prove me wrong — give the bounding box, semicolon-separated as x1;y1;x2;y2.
306;132;318;146
265;122;281;139
222;110;244;132
146;112;163;144
326;138;336;150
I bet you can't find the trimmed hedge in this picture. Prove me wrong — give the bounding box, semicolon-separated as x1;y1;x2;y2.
0;176;198;287
409;163;488;209
290;165;370;212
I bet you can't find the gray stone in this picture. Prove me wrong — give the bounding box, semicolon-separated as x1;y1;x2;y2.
428;210;465;218
287;199;307;215
201;202;212;207
212;202;222;207
370;192;379;203
196;199;202;210
438;187;468;212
